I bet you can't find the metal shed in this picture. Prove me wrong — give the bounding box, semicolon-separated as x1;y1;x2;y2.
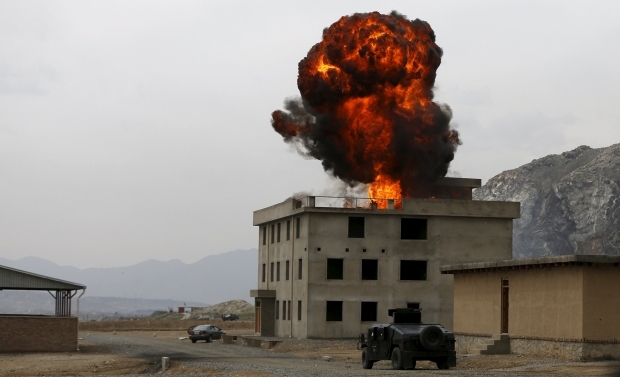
0;264;86;352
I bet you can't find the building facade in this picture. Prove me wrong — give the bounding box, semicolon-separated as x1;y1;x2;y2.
441;255;620;360
251;178;520;338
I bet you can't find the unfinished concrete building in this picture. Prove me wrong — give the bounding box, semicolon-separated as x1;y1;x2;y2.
250;178;520;338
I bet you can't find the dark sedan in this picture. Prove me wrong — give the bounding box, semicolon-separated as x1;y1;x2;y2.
188;325;226;343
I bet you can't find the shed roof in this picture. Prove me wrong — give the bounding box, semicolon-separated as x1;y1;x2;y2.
0;265;86;291
440;254;620;274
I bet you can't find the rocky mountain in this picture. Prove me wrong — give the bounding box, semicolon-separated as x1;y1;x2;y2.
474;144;620;258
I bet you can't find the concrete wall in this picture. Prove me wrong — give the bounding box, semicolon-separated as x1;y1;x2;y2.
0;315;77;352
583;265;620;341
257;212;309;338
305;212;514;338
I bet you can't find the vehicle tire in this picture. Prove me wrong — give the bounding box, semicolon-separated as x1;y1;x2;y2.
420;326;444;350
191;339;196;344
391;347;404;370
361;347;373;369
437;358;450;370
206;335;212;343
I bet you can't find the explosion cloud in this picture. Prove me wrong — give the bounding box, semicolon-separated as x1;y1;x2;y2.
271;11;461;202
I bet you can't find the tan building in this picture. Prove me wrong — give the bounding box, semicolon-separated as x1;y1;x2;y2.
441;255;620;360
250;178;520;338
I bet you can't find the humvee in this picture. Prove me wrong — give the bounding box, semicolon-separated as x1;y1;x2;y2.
357;308;456;370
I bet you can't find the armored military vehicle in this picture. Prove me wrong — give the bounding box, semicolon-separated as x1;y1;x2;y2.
357;308;456;370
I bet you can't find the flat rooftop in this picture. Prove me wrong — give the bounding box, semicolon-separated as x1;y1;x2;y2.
440;254;620;274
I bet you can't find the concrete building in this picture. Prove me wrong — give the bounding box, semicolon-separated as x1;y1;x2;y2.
0;264;86;352
250;178;520;338
441;255;620;360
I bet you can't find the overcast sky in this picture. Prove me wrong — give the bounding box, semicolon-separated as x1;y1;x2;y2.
1;1;619;268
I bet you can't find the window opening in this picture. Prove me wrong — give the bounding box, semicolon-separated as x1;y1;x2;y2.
401;218;428;240
277;223;281;242
327;258;344;280
326;301;343;321
400;260;427;280
298;259;302;280
285;260;290;280
286;220;291;240
361;259;378;280
277;261;280;281
348;217;365;238
262;264;265;282
297;301;302;320
361;302;377;322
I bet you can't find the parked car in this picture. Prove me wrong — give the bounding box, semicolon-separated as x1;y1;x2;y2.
188;324;226;343
221;313;239;321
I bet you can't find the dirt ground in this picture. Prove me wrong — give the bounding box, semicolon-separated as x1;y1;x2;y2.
2;321;620;376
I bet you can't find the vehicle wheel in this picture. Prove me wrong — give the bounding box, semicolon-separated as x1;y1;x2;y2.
420;325;445;350
437;358;450;370
361;348;373;369
191;339;196;343
391;347;404;370
206;335;212;343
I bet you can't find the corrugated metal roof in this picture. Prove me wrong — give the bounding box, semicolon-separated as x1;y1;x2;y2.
0;265;86;290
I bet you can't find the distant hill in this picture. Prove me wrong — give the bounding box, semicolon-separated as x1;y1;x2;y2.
474;144;620;258
0;248;258;313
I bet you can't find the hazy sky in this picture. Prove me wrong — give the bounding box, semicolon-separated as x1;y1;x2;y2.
1;1;619;268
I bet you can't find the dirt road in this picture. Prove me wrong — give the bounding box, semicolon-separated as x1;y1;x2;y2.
2;330;620;376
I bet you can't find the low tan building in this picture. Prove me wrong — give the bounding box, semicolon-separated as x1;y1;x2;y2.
250;178;520;338
441;255;620;360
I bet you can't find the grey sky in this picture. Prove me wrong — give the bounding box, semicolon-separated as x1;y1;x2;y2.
1;1;619;268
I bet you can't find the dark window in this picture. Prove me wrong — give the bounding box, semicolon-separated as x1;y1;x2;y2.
407;302;420;309
361;259;378;280
262;227;266;245
348;217;365;238
297;300;302;320
361;302;377;322
401;218;428;240
296;217;300;238
262;263;265;282
327;258;344;280
277;223;281;242
282;301;286;320
277;261;280;281
326;301;343;321
286;220;290;240
276;300;279;320
298;258;302;279
271;224;275;244
285;260;290;280
400;260;427;280
270;262;274;282
287;300;291;320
